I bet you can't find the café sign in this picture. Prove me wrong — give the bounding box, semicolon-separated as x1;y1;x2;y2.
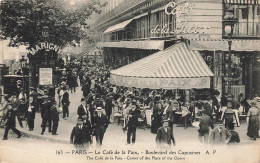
28;42;61;55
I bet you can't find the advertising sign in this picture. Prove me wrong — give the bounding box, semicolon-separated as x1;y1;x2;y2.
39;68;53;85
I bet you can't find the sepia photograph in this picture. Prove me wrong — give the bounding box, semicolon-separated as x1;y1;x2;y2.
0;0;259;163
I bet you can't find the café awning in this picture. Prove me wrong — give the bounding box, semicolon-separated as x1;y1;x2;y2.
97;40;165;50
103;19;134;33
224;0;259;4
110;42;214;89
189;39;260;51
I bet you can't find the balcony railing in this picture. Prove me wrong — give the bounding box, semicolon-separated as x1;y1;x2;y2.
233;22;260;37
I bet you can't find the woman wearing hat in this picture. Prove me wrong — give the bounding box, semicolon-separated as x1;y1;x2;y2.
246;100;259;140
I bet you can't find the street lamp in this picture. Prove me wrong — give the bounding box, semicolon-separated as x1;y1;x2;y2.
223;5;238;94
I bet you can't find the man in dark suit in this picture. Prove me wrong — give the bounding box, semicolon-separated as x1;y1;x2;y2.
41;98;52;135
70;118;92;149
156;120;175;148
61;88;70;119
92;107;108;147
51;99;59;135
126;102;140;145
27;94;36;131
3;103;22;140
77;98;94;125
198;111;214;143
105;94;113;123
203;97;213;122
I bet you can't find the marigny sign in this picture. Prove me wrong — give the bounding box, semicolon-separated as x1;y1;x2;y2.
28;42;61;55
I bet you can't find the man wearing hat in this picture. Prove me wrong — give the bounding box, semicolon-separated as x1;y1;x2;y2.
70;118;92;149
92;107;108;147
126;102;140;145
61;87;70;119
41;98;52;135
78;98;94;125
223;102;235;129
27;94;36;131
203;96;213;122
198;110;213;143
51;99;59;135
209;120;231;145
156;119;176;148
3;103;22;140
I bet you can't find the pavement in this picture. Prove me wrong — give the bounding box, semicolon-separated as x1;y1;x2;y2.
1;84;260;147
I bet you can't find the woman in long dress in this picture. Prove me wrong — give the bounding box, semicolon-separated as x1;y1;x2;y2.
246;100;259;140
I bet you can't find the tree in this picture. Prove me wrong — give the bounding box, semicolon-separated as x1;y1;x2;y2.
0;0;107;49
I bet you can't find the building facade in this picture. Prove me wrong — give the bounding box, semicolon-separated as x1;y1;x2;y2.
93;0;260;99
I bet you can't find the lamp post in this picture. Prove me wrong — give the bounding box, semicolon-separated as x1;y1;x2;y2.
223;6;238;94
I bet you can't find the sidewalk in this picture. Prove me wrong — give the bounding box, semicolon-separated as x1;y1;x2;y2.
17;113;75;144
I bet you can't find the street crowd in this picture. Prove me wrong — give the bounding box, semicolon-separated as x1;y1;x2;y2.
0;58;259;149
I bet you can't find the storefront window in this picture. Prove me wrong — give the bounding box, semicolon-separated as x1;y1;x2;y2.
227;4;260;36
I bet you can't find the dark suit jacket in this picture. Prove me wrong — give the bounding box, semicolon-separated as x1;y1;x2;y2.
77;104;94;124
70;125;91;144
127;109;140;128
92;114;108;135
51;105;60;122
203;102;213;116
156;126;175;146
228;130;240;144
61;91;70;105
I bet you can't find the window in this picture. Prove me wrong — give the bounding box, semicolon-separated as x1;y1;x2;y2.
228;4;260;36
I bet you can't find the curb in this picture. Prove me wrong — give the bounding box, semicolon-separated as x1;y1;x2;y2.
20;129;70;144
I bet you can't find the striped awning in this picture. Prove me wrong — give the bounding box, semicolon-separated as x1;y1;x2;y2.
110;42;214;89
97;40;165;50
103;19;134;34
224;0;259;4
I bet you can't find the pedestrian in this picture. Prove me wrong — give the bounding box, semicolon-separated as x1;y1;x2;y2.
151;102;163;134
156;119;176;148
126;102;140;145
77;98;94;125
92;107;108;147
223;102;234;129
105;94;113;123
70;118;92;149
61;87;70;119
27;94;36;131
198;111;213;143
2;103;22;140
41;98;52;135
209;121;231;145
203;96;213;122
246;100;259;140
51;99;59;135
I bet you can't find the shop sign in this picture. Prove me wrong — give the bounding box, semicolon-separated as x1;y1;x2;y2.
165;1;211;35
165;1;193;17
110;75;211;89
39;68;53;85
28;42;61;55
151;25;175;35
176;22;211;34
